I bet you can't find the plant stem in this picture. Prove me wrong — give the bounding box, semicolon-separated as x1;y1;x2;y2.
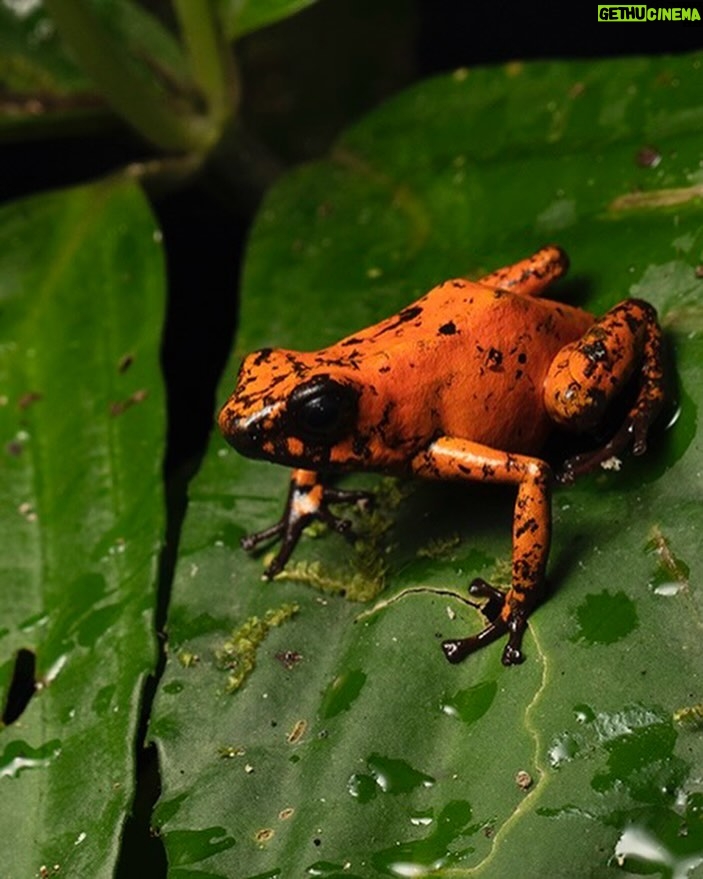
44;0;216;153
172;0;240;130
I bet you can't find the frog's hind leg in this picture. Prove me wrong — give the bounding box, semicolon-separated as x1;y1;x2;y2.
411;438;552;666
479;245;569;297
544;299;666;482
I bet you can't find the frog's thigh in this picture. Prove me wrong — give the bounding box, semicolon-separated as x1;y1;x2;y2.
478;245;568;297
544;298;663;432
411;438;552;618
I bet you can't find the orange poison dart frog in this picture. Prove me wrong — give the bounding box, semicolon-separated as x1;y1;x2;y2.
219;246;665;666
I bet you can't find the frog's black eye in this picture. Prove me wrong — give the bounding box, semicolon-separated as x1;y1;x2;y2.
287;376;359;443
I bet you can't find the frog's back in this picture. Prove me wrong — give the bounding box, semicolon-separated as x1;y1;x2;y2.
332;277;590;351
430;285;593;451
324;278;594;457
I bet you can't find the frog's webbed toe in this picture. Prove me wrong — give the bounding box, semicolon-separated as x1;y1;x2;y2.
557;400;660;484
241;471;375;578
240;515;306;580
316;487;375;539
442;578;528;667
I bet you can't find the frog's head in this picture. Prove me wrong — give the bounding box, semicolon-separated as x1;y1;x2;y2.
218;347;361;469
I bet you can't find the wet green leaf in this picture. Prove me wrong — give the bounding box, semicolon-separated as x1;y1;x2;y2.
0;180;166;876
154;53;703;877
0;0;191;141
0;2;89;89
0;1;97;138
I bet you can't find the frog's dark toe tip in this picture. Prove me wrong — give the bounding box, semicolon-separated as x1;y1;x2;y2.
261;558;285;580
334;517;354;534
442;642;465;664
501;644;525;666
442;638;477;665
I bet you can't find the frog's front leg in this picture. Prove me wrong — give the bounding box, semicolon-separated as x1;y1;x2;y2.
242;468;373;579
411;438;552;666
545;298;666;482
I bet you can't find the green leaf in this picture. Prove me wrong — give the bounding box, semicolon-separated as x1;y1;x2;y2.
0;0;205;148
217;0;321;39
0;1;99;138
0;179;166;876
154;53;703;877
42;0;216;151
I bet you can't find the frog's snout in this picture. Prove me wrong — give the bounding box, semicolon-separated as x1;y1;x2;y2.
218;403;264;458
